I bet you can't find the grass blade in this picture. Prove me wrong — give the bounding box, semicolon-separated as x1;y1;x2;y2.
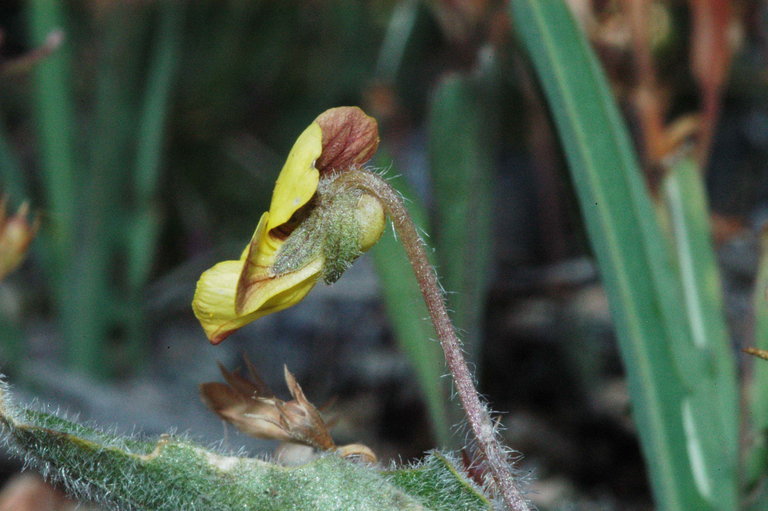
660;157;738;440
511;1;737;509
746;228;768;492
370;159;454;447
428;74;494;363
69;5;146;377
26;1;76;274
659;156;738;507
0;120;28;202
124;2;185;368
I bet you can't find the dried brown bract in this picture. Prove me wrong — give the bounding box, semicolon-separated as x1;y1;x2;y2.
744;347;768;362
201;358;376;463
0;200;38;282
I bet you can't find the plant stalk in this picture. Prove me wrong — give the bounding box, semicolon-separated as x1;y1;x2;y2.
338;169;529;511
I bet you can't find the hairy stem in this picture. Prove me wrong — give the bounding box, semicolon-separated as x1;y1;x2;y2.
337;169;529;511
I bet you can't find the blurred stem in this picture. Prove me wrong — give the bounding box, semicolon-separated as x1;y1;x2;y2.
0;309;23;376
71;5;143;377
428;75;494;364
0;119;28;202
26;1;76;277
375;0;419;81
339;169;529;511
688;0;733;168
124;1;184;369
516;55;568;261
626;0;667;172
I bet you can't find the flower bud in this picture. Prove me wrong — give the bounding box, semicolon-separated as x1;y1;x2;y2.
355;193;385;252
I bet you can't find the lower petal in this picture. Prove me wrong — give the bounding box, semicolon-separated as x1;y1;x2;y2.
192;260;250;343
193;258;323;344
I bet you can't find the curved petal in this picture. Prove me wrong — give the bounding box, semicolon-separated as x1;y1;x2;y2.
236;248;323;316
193;257;323;344
266;122;322;233
193;260;251;344
248;258;322;316
239;212;273;267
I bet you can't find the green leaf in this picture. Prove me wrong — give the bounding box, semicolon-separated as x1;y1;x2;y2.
123;1;185;369
660;156;738;463
0;382;490;511
428;74;494;362
745;228;768;490
0;119;28;202
27;0;77;269
510;2;738;510
384;451;490;510
370;158;455;448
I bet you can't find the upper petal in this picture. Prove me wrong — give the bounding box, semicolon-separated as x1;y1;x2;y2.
240;212;275;268
266;122;322;233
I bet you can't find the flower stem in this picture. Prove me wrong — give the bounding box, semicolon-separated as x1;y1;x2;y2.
338;169;530;511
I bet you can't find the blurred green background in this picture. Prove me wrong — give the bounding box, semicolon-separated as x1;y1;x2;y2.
1;1;768;509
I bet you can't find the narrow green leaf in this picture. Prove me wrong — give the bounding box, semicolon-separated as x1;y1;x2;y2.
65;5;146;378
511;2;737;509
123;2;185;369
0;119;28;202
660;156;738;459
132;3;184;204
0;383;490;510
428;74;494;362
745;228;768;490
27;1;114;378
370;158;455;448
27;1;77;273
375;0;419;81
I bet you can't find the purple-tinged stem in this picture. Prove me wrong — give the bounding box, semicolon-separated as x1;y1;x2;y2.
338;169;530;511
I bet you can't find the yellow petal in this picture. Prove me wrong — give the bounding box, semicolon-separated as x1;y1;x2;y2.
236;211;282;312
236;242;323;315
239;212;273;266
266;122;322;234
193;260;249;343
193;257;323;344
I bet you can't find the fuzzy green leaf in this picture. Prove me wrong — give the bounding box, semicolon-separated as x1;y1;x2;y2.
0;382;490;511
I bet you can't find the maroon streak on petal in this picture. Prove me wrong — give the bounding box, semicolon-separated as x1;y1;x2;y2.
314;107;379;173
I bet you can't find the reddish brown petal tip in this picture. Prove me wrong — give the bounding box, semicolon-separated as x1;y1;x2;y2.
314;107;379;173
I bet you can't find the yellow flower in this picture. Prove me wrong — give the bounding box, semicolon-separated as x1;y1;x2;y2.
192;107;385;344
